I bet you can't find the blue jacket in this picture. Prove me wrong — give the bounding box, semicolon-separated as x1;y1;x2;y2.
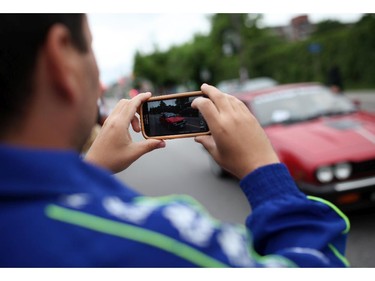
0;145;349;267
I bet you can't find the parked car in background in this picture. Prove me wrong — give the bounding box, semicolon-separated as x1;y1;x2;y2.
216;77;278;95
211;82;375;212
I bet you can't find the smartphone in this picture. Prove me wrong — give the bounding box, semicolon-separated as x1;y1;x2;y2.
140;91;210;139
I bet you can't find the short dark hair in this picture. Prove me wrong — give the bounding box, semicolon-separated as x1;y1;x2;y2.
0;14;87;137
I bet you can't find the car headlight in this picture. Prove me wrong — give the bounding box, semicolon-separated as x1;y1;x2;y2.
316;166;334;183
334;162;352;180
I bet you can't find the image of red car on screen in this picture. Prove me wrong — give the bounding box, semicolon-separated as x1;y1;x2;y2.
159;112;187;130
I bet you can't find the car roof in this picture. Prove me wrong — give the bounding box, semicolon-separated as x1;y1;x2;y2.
235;82;323;101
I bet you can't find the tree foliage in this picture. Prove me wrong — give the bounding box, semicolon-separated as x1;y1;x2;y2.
133;13;375;92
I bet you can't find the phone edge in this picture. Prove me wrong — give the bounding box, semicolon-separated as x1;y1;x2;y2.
140;91;209;140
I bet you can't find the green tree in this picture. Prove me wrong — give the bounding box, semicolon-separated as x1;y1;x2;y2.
312;20;346;37
132;13;374;90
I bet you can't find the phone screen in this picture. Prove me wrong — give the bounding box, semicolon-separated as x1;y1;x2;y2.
141;92;209;139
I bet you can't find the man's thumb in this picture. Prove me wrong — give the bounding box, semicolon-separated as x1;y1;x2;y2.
137;139;166;155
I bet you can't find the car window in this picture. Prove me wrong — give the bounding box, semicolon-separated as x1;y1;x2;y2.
251;86;356;126
164;113;181;118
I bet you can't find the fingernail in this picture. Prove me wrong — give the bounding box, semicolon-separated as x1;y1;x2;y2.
157;140;166;148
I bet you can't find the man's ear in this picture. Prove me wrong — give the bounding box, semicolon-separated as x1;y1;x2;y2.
43;24;81;104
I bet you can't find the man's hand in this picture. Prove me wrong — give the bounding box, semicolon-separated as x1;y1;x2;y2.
85;92;165;173
192;84;279;179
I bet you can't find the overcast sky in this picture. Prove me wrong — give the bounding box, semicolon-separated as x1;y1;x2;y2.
87;13;364;85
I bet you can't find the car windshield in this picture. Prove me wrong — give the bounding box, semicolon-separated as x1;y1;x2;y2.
251;85;357;126
163;113;178;118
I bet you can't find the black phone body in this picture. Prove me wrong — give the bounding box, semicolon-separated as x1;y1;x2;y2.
140;91;210;139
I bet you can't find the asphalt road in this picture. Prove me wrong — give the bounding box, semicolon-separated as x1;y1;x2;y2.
113;90;375;267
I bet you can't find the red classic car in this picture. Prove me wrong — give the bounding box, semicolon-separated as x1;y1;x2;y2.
212;82;375;211
159;112;186;129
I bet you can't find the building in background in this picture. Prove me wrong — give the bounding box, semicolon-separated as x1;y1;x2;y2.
270;14;314;41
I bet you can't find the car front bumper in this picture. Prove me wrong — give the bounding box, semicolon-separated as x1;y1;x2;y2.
297;176;375;211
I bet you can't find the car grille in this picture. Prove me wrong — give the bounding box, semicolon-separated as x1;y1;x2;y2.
352;158;375;178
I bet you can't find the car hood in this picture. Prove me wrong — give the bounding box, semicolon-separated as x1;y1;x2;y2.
266;112;375;164
166;117;184;123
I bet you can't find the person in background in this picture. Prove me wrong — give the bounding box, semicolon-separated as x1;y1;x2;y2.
82;83;108;154
0;14;349;267
327;64;344;94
